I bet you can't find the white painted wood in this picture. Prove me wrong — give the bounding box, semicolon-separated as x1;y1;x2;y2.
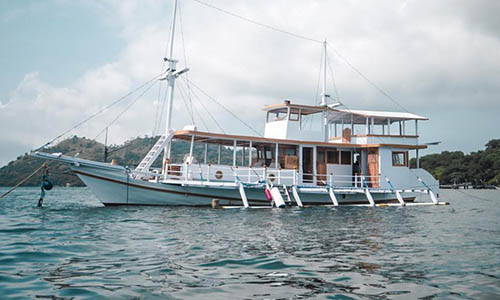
365;188;375;206
239;183;249;208
395;190;405;206
291;186;303;207
328;188;339;206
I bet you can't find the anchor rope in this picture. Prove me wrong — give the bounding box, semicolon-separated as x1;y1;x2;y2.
0;163;48;200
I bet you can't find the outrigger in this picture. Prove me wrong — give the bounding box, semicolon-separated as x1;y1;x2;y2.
34;0;446;208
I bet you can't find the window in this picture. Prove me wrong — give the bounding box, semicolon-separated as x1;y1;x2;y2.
289;112;299;121
327;150;339;164
392;151;408;167
340;151;351;165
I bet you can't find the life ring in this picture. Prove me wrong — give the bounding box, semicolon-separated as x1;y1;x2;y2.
268;173;276;182
215;170;223;180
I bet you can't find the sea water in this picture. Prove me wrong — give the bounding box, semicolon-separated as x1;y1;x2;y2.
0;187;498;299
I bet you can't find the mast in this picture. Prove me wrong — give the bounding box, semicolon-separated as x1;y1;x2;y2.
164;0;178;143
320;40;328;106
321;40;329;141
162;0;189;171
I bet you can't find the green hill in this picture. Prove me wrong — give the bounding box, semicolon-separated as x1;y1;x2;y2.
0;135;234;187
410;139;500;186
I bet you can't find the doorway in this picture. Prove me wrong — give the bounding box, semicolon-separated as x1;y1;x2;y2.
302;147;313;183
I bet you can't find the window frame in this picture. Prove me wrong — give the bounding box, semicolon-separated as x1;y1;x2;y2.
392;151;408;167
340;151;352;165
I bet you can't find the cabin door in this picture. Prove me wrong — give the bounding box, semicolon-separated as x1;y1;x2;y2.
316;149;327;186
302;147;313;183
367;148;379;188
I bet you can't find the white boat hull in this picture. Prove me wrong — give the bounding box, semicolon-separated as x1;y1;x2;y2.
71;164;417;207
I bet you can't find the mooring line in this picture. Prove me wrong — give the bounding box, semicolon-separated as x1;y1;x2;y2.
0;163;47;200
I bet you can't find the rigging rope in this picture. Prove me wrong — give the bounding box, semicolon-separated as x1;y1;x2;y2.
327;44;410;113
178;79;225;133
190;0;322;44
178;1;195;124
182;77;262;137
93;79;159;141
176;80;197;125
190;0;413;114
35;74;161;151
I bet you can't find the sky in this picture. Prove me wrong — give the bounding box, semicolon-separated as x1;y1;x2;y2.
0;0;499;167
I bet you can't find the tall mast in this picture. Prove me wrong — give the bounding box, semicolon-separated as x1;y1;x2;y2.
164;0;179;138
162;0;189;167
321;40;329;141
320;40;328;106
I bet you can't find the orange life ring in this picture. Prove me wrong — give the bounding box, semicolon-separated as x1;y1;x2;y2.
215;170;223;180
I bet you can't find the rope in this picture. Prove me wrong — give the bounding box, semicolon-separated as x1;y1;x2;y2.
178;1;195;124
35;75;161;151
449;188;495;202
176;80;197;125
94;79;158;140
184;77;263;137
190;0;322;44
179;79;226;133
0;163;47;199
327;44;410;113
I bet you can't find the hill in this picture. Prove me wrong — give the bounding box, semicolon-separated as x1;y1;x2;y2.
0;136;234;187
410;139;500;186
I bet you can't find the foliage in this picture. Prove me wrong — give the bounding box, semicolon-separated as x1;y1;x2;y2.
410;139;500;186
0;136;237;187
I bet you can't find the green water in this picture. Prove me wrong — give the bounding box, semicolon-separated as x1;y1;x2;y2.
0;188;498;299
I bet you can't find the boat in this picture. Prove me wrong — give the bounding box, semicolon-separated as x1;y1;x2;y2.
34;0;446;208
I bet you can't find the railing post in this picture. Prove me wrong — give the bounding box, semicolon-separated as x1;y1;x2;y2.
207;163;211;182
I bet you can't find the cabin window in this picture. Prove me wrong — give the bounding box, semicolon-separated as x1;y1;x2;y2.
392;151;408;167
340;151;351;165
289;112;299;121
327;150;339;164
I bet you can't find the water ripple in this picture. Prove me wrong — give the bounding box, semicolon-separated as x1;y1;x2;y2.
0;187;499;299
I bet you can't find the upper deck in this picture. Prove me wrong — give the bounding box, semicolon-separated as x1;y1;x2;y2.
263;100;427;148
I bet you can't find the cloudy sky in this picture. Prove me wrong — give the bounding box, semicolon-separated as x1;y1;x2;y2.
1;0;499;167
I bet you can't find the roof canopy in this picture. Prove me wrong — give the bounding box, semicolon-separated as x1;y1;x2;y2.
327;109;428;125
262;101;428;123
263;102;329;115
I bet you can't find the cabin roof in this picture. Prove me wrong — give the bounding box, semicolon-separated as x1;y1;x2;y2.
262;101;428;122
262;102;329;115
328;109;428;124
172;130;427;149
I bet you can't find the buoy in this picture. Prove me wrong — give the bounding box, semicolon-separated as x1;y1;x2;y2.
212;199;220;209
270;187;286;208
264;188;272;201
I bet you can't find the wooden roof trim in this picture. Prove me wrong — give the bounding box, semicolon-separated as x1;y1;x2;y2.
262;103;329;112
172;130;427;150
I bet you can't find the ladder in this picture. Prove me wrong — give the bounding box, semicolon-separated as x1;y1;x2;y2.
135;131;174;173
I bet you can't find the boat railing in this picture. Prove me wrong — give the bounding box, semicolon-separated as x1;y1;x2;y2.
301;173;380;188
162;163;380;188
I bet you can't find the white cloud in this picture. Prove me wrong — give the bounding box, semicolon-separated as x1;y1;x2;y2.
1;0;499;166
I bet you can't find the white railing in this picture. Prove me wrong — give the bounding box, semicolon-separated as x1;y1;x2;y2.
162;163;380;188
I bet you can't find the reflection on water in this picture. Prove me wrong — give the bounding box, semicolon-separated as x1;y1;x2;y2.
0;187;499;299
